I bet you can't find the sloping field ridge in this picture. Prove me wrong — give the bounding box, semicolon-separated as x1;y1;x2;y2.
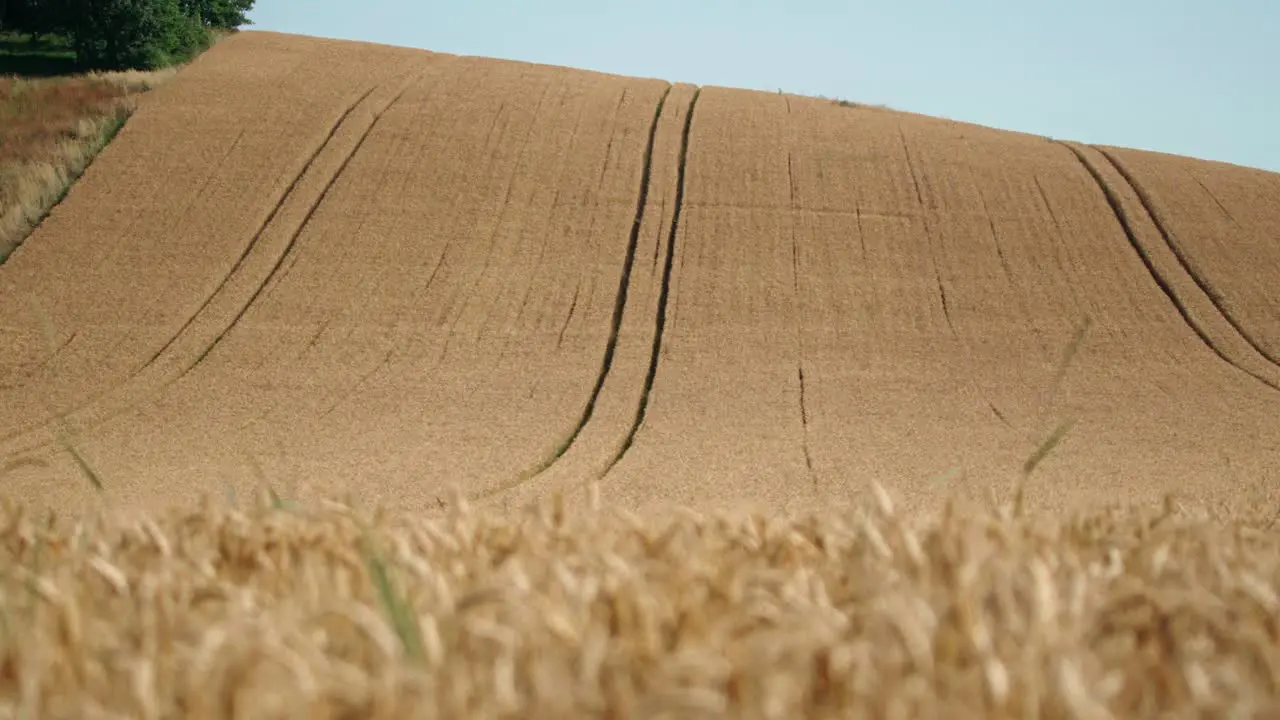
0;30;1278;522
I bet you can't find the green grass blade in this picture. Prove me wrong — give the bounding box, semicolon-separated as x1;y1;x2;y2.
1024;419;1076;476
58;434;104;492
360;530;426;664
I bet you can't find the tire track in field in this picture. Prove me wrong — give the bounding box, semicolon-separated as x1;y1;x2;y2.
492;87;619;366
144;85;381;371
309;81;546;423
468;83;684;506
0;72;429;459
538;90;631;357
897;126;959;337
1057;141;1280;393
1092;145;1280;369
434;83;557;366
180;73;428;376
10;331;77;384
482;88;593;363
782;96;817;486
228;71;451;434
519;83;674;475
604;87;699;473
1190;176;1240;227
0;84;381;447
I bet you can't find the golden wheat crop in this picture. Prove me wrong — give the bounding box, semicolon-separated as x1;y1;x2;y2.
0;485;1276;719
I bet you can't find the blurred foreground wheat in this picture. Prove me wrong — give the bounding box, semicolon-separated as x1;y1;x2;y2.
0;487;1277;719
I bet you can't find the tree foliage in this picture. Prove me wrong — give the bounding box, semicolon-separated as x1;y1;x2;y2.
67;0;199;70
180;0;255;29
3;0;253;70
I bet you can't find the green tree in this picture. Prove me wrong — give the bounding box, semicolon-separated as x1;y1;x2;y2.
179;0;254;29
5;0;252;70
67;0;209;70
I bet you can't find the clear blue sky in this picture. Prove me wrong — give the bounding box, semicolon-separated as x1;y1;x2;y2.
249;1;1279;173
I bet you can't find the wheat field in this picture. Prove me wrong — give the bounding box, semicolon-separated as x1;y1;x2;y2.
2;484;1279;718
2;30;1279;717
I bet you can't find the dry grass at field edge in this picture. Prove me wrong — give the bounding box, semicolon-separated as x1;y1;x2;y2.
0;69;178;264
0;29;235;264
1;482;1278;719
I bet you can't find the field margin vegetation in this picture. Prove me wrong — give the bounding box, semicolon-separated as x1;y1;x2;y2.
0;29;237;264
0;0;253;263
0;65;176;262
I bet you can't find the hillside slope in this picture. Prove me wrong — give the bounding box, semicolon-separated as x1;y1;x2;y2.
1;31;1277;518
